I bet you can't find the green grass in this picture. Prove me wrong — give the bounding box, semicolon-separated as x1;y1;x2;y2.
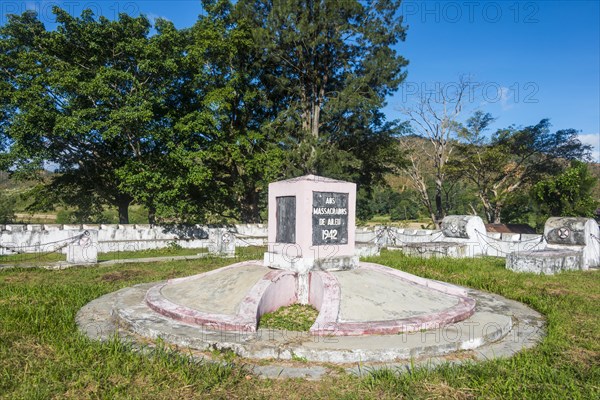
0;245;266;266
0;249;598;398
0;251;66;265
259;304;319;331
0;247;208;267
97;247;206;262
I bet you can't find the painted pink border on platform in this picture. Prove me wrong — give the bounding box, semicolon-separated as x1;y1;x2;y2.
309;271;341;332
245;270;297;318
308;262;476;336
145;262;295;332
145;261;475;336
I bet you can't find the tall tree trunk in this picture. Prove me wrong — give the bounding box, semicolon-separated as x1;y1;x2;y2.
492;204;502;224
240;202;260;223
240;190;261;223
428;211;437;229
237;182;262;223
479;193;495;223
147;203;156;225
434;185;444;227
417;184;436;228
404;155;437;227
117;196;131;224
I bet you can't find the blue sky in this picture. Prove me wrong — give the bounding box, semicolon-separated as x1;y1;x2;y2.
389;0;600;161
2;0;598;160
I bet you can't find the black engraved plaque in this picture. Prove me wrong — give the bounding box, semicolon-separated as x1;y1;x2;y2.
276;196;296;243
312;191;348;245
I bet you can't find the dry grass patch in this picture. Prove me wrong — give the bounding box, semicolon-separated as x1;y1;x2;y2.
99;269;142;283
417;381;475;399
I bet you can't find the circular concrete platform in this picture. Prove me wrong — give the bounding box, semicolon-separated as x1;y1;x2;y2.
143;261;476;336
77;261;545;378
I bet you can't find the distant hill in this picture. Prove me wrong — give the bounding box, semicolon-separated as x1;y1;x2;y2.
0;170;54;193
0;171;55;216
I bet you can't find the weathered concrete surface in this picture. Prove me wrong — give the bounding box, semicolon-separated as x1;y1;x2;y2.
506;249;583;274
0;219;561;260
384;216;488;258
77;278;544;379
142;261;475;337
355;243;380;258
66;230;98;264
507;217;600;274
349;287;545;377
333;268;459;321
145;261;297;332
544;217;600;269
98;283;504;363
441;215;486;240
0;223;265;256
208;228;236;257
159;263;267;315
264;252;360;275
313;262;475;336
545;217;593;246
394;242;467;258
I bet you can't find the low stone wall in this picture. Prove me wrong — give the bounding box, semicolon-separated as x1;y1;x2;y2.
1;222;550;260
0;224;267;255
475;232;545;257
363;222;545;258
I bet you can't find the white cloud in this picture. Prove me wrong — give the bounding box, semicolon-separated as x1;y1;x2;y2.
144;13;170;24
499;86;514;111
578;133;600;162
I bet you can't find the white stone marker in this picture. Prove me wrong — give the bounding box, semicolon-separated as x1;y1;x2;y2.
543;217;600;270
506;217;600;274
66;230;98;264
440;215;487;257
208;227;236;258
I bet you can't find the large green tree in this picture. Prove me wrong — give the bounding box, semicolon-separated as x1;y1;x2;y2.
1;2;410;224
0;9;190;223
532;160;598;219
238;0;408;196
171;1;286;223
450;114;592;223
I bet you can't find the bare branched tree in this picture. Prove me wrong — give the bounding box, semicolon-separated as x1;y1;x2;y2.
399;77;468;227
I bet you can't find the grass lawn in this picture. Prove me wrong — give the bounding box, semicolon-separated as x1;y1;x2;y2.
0;250;598;399
0;246;215;267
259;304;319;332
97;247;207;262
0;252;66;265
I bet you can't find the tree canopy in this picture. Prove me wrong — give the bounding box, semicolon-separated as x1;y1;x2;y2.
449;115;592;223
239;0;409;217
533;160;598;219
0;9;190;223
1;3;596;227
0;1;409;223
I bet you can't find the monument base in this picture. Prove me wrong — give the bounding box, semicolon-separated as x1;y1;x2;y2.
506;249;583;274
263;252;359;273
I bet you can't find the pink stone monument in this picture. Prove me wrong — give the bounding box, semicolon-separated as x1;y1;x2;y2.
263;175;358;274
263;175;358;303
